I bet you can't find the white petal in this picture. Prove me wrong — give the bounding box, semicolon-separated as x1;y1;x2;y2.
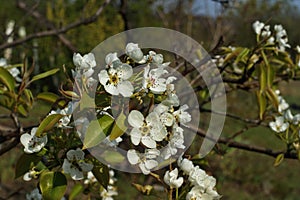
20;133;32;147
104;84;119;95
70;167;84;180
144;159;158;170
141;136;156;148
118;80;134;97
128;110;144;128
139;163;150;175
62;159;71;173
117;64;133;80
130;128;142;145
127;149;140;165
23;172;32;181
79;162;93;172
99;70;110;85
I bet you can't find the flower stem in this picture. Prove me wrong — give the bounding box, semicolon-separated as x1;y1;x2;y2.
169;188;173;200
176;188;179;200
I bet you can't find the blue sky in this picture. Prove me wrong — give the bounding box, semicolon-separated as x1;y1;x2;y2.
193;0;300;16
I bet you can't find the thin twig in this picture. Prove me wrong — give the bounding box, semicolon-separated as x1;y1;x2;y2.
0;0;111;51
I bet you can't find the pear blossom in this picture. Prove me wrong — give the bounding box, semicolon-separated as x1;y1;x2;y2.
49;102;74;128
20;127;47;154
284;110;294;122
252;21;265;35
188;165;207;187
99;63;134;97
105;52;121;67
128;110;167;148
269;116;289;133
127;149;159;175
293;114;300;125
149;51;164;64
161;126;185;159
62;148;93;180
154;103;175;127
177;157;194;175
274;24;290;51
186;185;221;200
125;43;144;62
26;188;42;200
163;168;184;188
84;171;97;185
23;168;38;181
73;53;96;71
142;65;169;94
296;46;300;54
173;104;192;126
100;185;118;200
278;96;289;113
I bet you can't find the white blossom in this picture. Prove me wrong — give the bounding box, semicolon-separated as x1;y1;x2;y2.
73;53;96;71
186;185;221;200
274;24;290;51
269;116;289;133
62;148;93;180
278;96;289;113
84;171;97;185
127;149;159;175
125;43;144;62
105;52;121;67
163;168;184;188
161;126;185;159
23;168;38;181
188;166;207;187
99;64;134;97
142;65;169;94
252;21;265;35
49;102;74;128
20;127;47;154
177;157;194;175
293;114;300;125
128;110;167;148
173;104;192;126
149;51;164;64
100;185;118;200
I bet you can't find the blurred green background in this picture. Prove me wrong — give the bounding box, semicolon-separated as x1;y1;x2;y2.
1;0;300;199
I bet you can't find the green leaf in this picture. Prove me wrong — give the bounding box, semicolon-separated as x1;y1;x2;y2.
36;114;64;137
109;112;127;141
69;183;84;200
90;158;109;189
102;150;125;164
15;153;40;179
274;153;284;167
259;64;267;91
0;67;15;91
24;89;34;107
17;104;28;117
29;68;60;84
40;171;67;200
37;92;66;107
266;88;279;110
82;115;114;149
256;90;266;120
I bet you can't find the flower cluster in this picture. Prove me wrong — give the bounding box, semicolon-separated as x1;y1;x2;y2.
176;157;221;200
252;20;290;51
269;90;300;151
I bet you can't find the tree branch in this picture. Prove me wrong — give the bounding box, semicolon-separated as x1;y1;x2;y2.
192;126;297;159
0;0;111;51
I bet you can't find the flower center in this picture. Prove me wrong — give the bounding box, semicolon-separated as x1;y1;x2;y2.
109;74;119;86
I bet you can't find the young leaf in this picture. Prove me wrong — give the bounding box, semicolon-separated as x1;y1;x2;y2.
69;183;84;200
29;68;60;84
37;92;66;107
0;67;15;91
256;90;266;120
109;112;127;141
90;157;109;189
274;153;284;167
82;115;114;149
15;153;40;179
40;171;67;200
35;114;64;137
